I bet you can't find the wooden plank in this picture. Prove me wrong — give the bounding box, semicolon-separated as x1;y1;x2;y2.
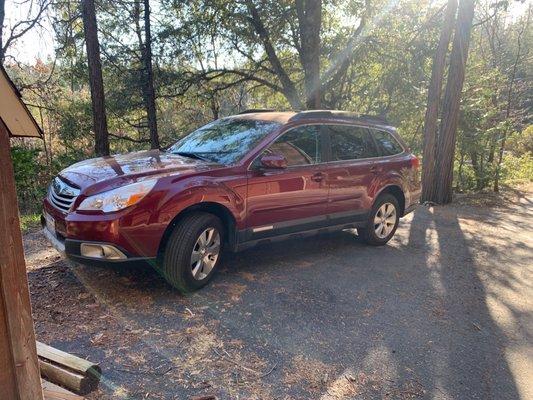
0;67;43;138
0;119;43;398
0;286;18;399
39;359;95;395
42;379;84;400
37;341;101;378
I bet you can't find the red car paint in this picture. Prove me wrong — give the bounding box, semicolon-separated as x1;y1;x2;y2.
42;111;421;261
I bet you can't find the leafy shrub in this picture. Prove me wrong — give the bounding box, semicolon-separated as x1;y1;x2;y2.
10;146;49;214
502;152;533;185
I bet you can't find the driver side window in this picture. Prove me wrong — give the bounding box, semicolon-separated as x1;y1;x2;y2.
264;125;321;166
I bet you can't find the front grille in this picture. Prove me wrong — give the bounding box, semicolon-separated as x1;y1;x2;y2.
48;177;80;213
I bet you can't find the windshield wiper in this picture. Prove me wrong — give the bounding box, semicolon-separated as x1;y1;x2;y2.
174;151;210;161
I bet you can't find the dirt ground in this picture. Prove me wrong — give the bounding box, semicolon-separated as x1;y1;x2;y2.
25;187;532;400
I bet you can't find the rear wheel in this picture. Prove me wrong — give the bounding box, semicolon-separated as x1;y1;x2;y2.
358;194;400;246
159;212;223;292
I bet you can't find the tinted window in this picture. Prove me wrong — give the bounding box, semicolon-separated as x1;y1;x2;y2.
327;125;377;161
265;125;321;166
372;129;404;156
169;118;281;164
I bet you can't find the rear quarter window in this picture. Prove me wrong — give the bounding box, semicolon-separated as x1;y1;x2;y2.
326;125;378;161
371;129;404;156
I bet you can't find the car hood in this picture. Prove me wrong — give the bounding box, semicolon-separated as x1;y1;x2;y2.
58;150;220;194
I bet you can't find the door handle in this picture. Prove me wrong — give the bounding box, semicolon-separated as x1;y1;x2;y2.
370;166;380;174
311;172;325;182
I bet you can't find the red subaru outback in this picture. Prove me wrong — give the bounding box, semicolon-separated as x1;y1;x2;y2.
42;110;420;291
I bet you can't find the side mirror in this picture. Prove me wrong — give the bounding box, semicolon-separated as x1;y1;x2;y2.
260;154;287;169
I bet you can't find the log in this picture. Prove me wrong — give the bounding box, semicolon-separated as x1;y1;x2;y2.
37;341;101;395
39;360;92;395
42;379;84;400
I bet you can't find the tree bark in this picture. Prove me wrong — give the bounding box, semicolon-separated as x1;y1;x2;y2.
81;0;110;156
141;0;159;149
296;0;322;109
0;0;5;63
421;0;457;203
434;0;475;204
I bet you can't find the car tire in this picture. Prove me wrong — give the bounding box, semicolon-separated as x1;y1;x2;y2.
160;212;224;292
358;194;400;246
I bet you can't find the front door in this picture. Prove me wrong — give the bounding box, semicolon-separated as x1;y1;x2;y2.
323;124;380;224
245;124;328;240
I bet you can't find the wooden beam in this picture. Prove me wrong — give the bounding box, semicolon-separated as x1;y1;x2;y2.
37;341;101;378
0;119;43;399
0;287;18;398
39;359;90;395
42;379;84;400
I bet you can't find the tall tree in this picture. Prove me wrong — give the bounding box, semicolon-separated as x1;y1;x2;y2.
137;0;159;149
179;0;372;110
245;0;302;108
434;0;475;204
421;0;457;202
296;0;322;108
81;0;110;156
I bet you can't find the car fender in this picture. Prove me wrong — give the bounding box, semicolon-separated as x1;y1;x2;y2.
154;176;245;229
372;170;410;210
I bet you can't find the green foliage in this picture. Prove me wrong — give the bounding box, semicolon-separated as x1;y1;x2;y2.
11;146;48;214
501;153;533;185
507;125;533;156
19;214;42;233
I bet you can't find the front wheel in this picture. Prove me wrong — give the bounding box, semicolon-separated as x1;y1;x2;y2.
358;194;400;246
160;212;224;292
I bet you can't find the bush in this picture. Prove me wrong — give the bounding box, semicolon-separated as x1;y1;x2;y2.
502;152;533;185
11;146;49;214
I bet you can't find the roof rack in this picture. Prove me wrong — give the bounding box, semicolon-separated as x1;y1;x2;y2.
238;109;277;114
288;110;390;125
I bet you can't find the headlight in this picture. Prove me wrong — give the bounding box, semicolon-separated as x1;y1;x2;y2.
77;179;157;213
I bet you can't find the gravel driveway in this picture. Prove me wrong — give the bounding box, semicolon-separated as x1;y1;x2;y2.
25;190;532;399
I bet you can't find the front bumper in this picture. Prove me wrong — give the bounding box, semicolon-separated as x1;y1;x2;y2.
41;216;155;266
42;193;164;259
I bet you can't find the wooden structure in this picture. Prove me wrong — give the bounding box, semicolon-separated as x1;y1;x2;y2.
37;341;101;395
0;65;45;399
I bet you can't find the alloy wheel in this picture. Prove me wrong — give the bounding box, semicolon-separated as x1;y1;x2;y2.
374;202;397;239
190;227;221;280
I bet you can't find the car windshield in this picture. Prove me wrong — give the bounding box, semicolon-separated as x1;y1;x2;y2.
168;118;282;165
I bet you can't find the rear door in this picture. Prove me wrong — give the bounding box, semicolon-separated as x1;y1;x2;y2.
245;124;328;240
323;124;380;224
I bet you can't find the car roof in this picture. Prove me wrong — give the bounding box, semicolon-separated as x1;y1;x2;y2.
232;111;296;124
231;109;393;128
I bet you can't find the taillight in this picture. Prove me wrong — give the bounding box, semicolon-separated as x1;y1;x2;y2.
410;155;420;169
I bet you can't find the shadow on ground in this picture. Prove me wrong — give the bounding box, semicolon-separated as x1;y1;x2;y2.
27;194;532;399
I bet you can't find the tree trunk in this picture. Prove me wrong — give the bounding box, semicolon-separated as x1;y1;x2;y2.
421;0;457;203
210;96;219;120
81;0;110;156
0;0;5;64
434;0;475;204
141;0;159;149
296;0;322;109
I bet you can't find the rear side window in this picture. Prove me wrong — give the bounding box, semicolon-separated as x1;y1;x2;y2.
326;125;377;161
371;129;404;156
266;125;322;166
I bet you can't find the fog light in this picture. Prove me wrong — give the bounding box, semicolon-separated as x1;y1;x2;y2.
80;243;127;260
